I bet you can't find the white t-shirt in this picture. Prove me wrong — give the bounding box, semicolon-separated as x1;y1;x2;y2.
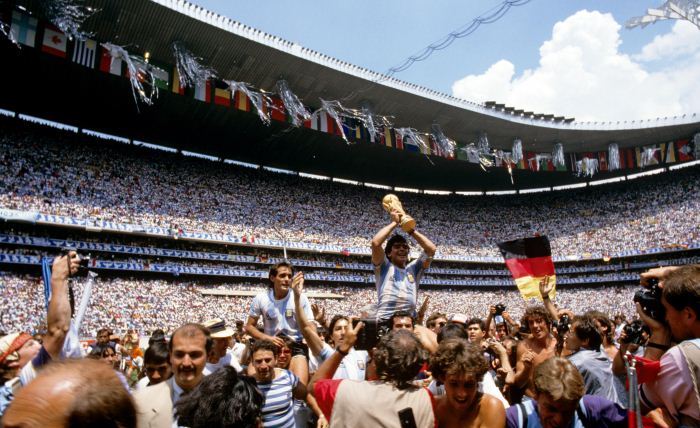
318;343;368;381
203;350;243;375
249;289;313;341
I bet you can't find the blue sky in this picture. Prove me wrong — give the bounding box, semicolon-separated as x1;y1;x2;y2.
189;1;700;121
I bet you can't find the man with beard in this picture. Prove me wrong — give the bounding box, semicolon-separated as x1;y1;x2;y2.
370;209;436;323
133;323;211;428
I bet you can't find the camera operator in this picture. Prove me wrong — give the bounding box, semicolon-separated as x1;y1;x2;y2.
635;264;700;425
612;320;648;376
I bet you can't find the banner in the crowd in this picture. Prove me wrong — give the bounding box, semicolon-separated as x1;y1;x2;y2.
498;236;556;300
0;208;37;222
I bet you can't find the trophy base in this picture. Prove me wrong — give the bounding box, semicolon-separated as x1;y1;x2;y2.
400;217;416;233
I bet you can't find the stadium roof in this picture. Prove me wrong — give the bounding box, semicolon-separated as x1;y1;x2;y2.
3;0;699;190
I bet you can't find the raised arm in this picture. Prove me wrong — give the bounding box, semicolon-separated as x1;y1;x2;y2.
370;211;401;266
513;341;536;388
539;276;559;322
310;321;362;396
292;272;324;357
407;229;436;258
44;252;80;359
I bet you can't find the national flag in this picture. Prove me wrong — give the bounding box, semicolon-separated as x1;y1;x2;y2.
71;38;97;68
625;148;636;169
677;139;693;161
598;152;608;171
150;65;169;90
172;68;185;95
194;80;211;103
498;236;556;300
41;25;67;57
395;131;403;150
10;11;37;47
403;134;420;153
635;147;642;167
270;97;287;122
665;141;676;163
233;90;250;111
99;47;123;76
384;127;394;148
214;81;231;107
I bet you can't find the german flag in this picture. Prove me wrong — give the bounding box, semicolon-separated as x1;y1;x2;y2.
497;236;556;300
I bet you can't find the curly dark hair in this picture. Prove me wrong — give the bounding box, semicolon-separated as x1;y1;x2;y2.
176;366;263;428
429;338;488;382
583;310;614;345
437;323;468;343
572;315;602;350
522;305;554;329
251;339;279;357
373;330;427;390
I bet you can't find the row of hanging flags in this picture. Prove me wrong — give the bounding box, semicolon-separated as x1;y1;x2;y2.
6;9;698;170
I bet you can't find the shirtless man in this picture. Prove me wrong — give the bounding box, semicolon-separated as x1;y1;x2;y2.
430;338;505;428
513;279;558;398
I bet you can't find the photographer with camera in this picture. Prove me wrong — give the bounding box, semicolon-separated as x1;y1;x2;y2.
612;320;648;376
486;304;519;341
635;264;700;425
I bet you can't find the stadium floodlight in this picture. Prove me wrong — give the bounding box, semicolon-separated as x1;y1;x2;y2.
668;159;700;170
485;190;517;195
424;190;452;195
262;166;296;175
134;141;177;153
552;183;587;190
455;191;484;196
18;114;78;132
589;177;626;186
223;159;259;169
82;129;130;144
519;187;551;194
627;168;667;180
332;177;360;185
626;1;700;30
364;182;392;190
299;172;331;180
182;150;219;161
394;186;420;193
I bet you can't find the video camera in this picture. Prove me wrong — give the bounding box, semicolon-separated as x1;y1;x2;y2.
552;314;571;335
494;303;506;316
633;278;665;322
621;320;647;345
351;318;389;350
61;248;91;275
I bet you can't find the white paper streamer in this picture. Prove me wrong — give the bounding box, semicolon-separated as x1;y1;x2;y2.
575;157;599;177
477;132;490;154
101;43;157;110
172;41;216;90
313;99;349;143
0;18;17;46
275;80;310;126
227;80;271;125
534;154;552;172
512;139;523;164
430;123;456;158
462;144;481;163
552;143;565;168
640;147;659;168
608;143;620;171
395;128;430;154
38;0;95;41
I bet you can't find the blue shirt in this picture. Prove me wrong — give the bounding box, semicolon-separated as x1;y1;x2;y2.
374;252;429;320
257;369;299;428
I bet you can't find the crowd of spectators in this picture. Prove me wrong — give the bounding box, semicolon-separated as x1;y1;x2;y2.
0;273;637;339
1;127;698;260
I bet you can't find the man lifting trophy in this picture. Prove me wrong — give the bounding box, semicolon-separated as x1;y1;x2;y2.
370;194;437;322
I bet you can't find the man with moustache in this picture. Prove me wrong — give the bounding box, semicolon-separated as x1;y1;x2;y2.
133;323;211;428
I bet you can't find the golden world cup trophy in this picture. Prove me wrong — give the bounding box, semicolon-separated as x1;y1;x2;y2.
382;194;416;233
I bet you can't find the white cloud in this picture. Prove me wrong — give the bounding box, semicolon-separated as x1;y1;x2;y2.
451;11;700;121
